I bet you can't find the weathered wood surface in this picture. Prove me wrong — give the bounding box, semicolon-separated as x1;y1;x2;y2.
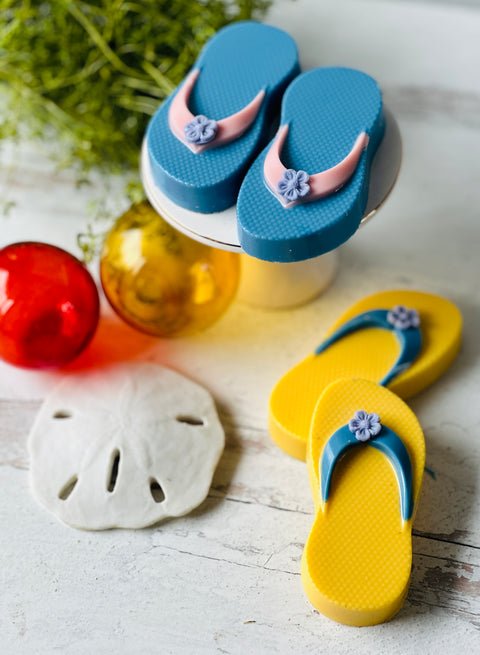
1;0;480;652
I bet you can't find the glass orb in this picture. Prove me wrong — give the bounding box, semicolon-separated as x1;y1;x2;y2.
100;202;240;337
0;242;100;369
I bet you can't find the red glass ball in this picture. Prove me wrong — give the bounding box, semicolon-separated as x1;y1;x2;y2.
0;242;100;369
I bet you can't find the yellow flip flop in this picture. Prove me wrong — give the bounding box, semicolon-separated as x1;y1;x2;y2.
269;290;461;460
301;378;425;626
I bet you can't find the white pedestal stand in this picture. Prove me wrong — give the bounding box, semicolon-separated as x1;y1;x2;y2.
141;108;401;309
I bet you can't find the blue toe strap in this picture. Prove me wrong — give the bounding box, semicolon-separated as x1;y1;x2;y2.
314;309;422;386
320;424;414;521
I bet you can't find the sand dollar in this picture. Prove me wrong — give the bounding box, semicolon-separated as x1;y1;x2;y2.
28;362;224;530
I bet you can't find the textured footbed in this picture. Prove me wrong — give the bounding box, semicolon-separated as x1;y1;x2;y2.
236;67;385;262
269;290;462;460
146;21;299;213
28;362;224;530
301;378;425;626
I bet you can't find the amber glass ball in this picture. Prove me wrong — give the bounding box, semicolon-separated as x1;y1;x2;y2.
100;202;240;337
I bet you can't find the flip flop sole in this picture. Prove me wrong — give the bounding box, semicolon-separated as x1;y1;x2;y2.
146;21;299;214
237;67;385;262
302;378;425;626
269;290;461;460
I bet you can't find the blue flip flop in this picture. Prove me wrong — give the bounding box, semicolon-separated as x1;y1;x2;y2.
236;67;385;262
146;21;299;214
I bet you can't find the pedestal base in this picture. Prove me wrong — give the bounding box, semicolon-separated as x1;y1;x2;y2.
237;251;338;308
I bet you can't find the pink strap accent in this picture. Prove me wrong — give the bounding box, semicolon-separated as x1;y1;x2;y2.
168;68;265;154
264;124;370;207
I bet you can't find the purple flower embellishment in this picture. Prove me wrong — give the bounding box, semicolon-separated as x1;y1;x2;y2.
184;115;218;145
277;169;310;204
349;410;382;442
387;305;420;330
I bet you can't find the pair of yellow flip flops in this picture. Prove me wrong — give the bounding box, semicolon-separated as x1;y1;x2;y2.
269;290;462;626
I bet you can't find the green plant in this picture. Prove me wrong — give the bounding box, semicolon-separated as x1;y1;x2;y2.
0;0;271;176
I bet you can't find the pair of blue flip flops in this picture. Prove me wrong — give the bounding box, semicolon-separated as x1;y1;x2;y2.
146;22;385;263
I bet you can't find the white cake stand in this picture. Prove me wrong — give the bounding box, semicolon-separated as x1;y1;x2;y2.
141;107;401;309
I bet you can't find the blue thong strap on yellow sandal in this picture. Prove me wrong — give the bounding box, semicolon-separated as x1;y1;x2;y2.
321;414;414;521
315;307;422;387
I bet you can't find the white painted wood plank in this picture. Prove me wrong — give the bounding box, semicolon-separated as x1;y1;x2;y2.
1;467;479;655
1;0;480;650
